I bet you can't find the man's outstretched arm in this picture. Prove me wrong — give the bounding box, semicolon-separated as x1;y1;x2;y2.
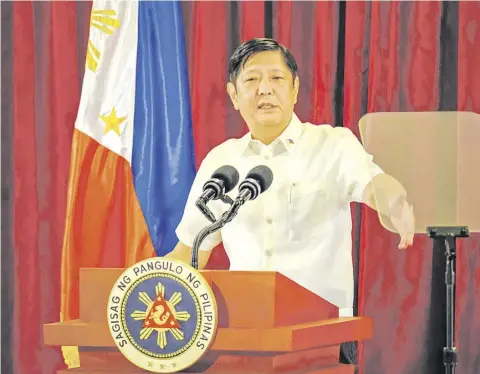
362;173;415;249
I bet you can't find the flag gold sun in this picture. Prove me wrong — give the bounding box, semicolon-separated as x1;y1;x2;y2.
86;9;120;72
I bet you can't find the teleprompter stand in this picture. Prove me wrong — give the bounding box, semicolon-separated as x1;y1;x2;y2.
427;226;470;374
358;111;480;372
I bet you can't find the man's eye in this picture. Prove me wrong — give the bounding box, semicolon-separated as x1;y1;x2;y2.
245;77;256;82
273;76;284;80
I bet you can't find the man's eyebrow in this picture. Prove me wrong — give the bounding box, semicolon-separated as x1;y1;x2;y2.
241;67;260;74
271;69;288;75
242;66;287;74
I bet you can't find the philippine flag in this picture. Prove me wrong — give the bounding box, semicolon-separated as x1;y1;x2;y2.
60;0;196;325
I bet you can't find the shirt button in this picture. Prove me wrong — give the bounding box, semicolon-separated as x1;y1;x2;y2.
266;217;273;224
265;250;273;257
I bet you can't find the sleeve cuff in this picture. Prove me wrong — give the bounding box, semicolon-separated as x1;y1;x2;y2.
350;164;385;203
175;225;222;252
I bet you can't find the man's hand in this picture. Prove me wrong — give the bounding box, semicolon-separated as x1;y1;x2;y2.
164;241;213;269
388;196;415;249
363;173;416;249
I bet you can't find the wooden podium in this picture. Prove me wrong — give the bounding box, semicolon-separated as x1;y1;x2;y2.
44;268;372;374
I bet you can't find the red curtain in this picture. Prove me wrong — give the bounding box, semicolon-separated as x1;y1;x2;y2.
12;2;84;373
344;2;480;374
454;5;480;374
7;1;480;373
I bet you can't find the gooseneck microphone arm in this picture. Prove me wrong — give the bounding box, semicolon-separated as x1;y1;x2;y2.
190;165;273;270
191;219;225;269
191;192;254;269
195;166;240;223
195;193;236;224
195;199;217;223
190;202;239;269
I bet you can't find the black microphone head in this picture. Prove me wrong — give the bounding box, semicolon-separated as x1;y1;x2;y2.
210;165;240;194
238;165;273;201
245;165;273;193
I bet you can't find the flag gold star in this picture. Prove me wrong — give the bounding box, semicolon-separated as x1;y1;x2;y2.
99;107;127;136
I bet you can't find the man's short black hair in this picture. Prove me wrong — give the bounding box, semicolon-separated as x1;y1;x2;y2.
228;38;298;83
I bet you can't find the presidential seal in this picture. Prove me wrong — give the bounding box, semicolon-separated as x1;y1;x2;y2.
107;258;218;373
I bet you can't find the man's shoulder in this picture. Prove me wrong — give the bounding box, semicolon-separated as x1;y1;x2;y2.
200;137;246;167
208;137;245;155
303;121;360;146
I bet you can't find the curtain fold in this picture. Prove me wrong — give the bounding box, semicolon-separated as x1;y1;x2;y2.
1;2;15;374
12;1;81;373
456;4;480;374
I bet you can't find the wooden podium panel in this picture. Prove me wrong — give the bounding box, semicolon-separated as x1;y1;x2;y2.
78;269;339;327
44;317;371;352
56;346;354;374
45;268;372;373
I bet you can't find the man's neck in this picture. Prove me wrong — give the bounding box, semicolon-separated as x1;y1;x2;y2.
251;118;291;145
252;131;282;145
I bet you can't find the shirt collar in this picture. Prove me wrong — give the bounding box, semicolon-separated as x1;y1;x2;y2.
238;113;304;156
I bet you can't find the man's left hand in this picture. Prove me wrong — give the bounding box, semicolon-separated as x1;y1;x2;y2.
363;174;416;249
389;197;415;249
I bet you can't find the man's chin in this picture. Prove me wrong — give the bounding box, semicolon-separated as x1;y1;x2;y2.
255;112;282;126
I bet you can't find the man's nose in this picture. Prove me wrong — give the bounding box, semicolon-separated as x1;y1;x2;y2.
258;78;273;95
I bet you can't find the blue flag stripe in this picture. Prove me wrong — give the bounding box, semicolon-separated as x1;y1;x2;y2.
132;0;196;256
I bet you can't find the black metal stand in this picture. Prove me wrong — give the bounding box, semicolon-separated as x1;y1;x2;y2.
427;226;469;374
190;198;245;269
190;218;225;269
195;194;235;223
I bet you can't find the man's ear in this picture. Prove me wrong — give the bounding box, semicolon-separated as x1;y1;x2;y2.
227;82;239;110
293;76;300;104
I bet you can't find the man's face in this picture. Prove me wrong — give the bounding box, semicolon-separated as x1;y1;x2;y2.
227;50;299;136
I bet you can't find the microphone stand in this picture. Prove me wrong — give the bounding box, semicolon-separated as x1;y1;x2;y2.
190;197;244;269
427;226;469;374
195;194;235;224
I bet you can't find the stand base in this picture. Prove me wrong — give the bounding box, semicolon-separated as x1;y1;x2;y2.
427;226;469;239
56;347;355;374
427;225;469;374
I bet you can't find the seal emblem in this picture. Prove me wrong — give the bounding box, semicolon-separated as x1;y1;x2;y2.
107;258;218;373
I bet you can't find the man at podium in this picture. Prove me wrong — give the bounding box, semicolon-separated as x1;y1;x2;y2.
166;38;415;368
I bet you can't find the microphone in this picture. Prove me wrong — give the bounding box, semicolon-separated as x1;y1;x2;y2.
190;165;273;269
221;165;273;222
195;165;239;222
235;165;274;203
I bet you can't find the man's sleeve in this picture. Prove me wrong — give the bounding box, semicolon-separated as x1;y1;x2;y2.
335;128;385;203
175;150;224;251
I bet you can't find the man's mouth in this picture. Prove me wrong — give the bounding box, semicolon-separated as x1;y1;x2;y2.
258;103;277;109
